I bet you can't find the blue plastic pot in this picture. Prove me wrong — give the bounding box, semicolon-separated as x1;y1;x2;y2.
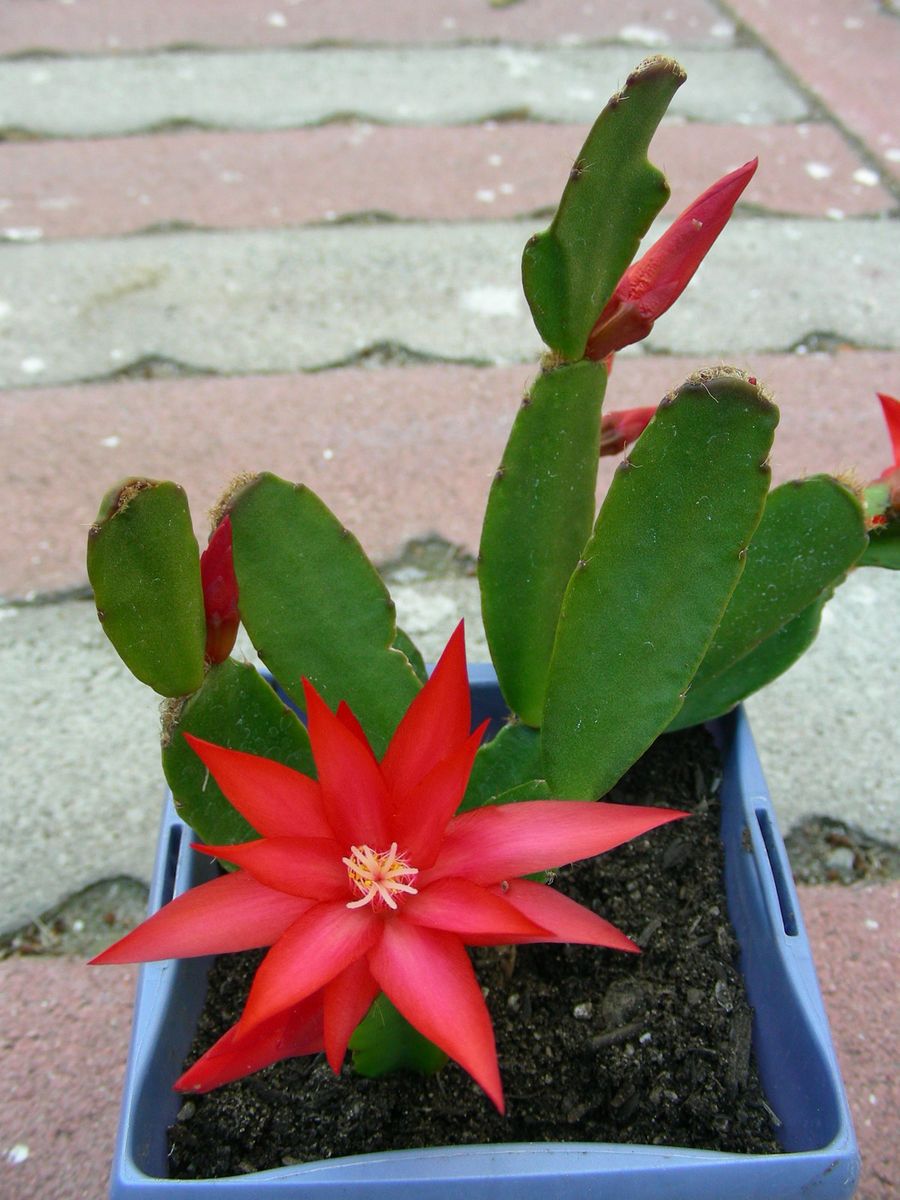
109;671;859;1198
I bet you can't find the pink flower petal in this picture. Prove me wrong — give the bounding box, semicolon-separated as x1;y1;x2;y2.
403;876;546;940
176;991;325;1093
303;680;390;848
422;801;687;886
239;900;380;1032
336;699;377;761
877;392;900;470
183;735;331;839
368;919;504;1112
90;871;313;965
392;721;488;866
323;959;380;1073
194;837;348;901
479;879;638;952
599;406;657;456
380;621;471;798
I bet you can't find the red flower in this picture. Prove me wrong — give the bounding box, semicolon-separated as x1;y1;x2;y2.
869;393;900;525
599;406;657;456
199;516;239;664
586;159;758;362
93;624;684;1111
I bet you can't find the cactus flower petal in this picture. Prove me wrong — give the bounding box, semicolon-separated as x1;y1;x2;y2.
600;406;657;456
200;516;240;664
586;158;757;361
176;991;325;1093
94;625;682;1110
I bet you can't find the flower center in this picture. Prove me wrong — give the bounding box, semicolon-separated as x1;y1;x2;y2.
342;843;419;911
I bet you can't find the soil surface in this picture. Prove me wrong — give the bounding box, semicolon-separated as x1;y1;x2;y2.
169;725;782;1179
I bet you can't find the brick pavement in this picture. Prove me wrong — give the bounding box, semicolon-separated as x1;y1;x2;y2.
0;2;897;1196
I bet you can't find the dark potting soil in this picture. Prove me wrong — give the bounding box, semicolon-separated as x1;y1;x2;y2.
169;725;781;1178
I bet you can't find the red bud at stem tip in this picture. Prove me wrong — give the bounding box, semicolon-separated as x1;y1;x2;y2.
876;393;900;474
600;406;657;456
586;158;758;362
200;516;239;664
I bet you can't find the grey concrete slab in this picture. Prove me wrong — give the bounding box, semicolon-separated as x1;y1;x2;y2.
1;567;897;933
2;218;899;387
0;47;809;138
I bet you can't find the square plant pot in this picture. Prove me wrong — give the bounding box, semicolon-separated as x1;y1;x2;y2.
109;671;860;1198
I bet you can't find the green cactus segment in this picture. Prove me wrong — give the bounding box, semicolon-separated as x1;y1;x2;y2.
542;372;778;800
162;659;315;847
680;476;867;691
479;360;607;725
859;517;900;570
494;778;553;804
86;479;206;697
393;627;428;683
350;994;448;1078
521;56;684;360
228;473;421;756
670;595;828;729
459;722;543;812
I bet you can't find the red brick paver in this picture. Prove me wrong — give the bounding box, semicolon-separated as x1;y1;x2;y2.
2;351;894;600
0;0;727;55
1;121;891;244
726;0;900;180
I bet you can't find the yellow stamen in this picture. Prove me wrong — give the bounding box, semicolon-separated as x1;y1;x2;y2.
342;842;419;911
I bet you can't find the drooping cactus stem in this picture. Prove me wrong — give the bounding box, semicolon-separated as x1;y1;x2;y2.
585;158;757;361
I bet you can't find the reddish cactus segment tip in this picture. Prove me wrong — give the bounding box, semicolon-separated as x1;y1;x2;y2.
200;516;239;664
586;158;758;362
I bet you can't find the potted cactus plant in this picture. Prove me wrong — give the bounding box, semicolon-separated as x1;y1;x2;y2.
85;57;896;1198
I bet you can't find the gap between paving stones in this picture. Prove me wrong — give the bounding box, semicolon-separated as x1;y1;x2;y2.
0;45;809;138
2;217;899;388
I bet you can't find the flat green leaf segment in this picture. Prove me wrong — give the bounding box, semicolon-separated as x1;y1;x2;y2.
479;360;607;725
860;519;900;569
229;474;422;757
86;480;206;697
542;371;778;799
393;626;428;683
668;475;866;729
162;659;315;847
521;55;684;360
350;994;447;1078
460;722;543;811
671;596;828;729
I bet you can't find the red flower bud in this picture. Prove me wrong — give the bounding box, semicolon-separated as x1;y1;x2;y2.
586;158;758;362
876;393;900;478
599;406;657;456
200;516;239;664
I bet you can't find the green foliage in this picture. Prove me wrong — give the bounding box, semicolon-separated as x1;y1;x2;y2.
671;596;828;728
393;627;428;683
86;479;206;697
228;473;422;756
162;659;315;847
479;360;607;725
521;56;684;360
350;994;448;1077
541;371;777;799
668;476;866;729
460;722;543;811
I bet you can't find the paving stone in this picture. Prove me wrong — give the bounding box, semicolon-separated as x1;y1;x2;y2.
1;120;893;243
0;957;137;1200
3;352;896;601
0;46;809;138
1;217;898;388
0;0;733;56
727;0;900;181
